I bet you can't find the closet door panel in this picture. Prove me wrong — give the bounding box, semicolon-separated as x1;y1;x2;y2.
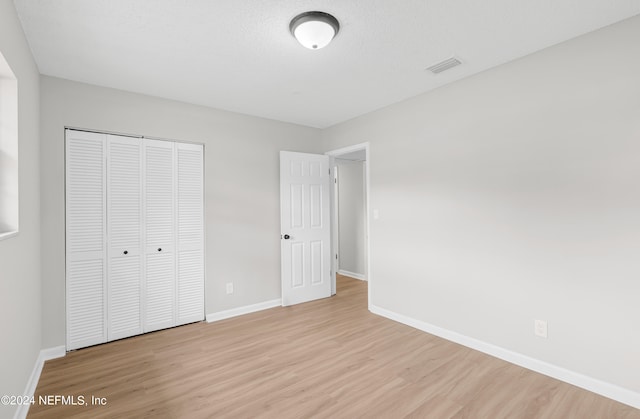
177;251;204;324
108;256;142;338
145;253;175;330
67;260;105;350
176;143;205;325
66;130;107;350
144;140;175;254
144;139;176;332
107;136;143;341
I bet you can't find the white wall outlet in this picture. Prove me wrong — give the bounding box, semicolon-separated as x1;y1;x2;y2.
534;319;548;338
226;282;234;295
373;209;379;220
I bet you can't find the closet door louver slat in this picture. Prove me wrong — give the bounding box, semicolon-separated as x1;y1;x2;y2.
143;139;176;332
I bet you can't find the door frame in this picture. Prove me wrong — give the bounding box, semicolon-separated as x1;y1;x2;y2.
326;142;371;310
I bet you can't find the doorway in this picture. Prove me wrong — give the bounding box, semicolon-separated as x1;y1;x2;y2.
326;143;371;309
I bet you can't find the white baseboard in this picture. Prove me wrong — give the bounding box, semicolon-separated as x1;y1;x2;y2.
15;346;66;419
206;299;282;323
337;270;367;281
370;305;640;410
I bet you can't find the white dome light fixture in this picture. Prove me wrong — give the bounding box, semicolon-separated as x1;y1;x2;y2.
290;11;340;50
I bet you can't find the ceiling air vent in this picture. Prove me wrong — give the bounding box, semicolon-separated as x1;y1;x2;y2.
426;56;462;74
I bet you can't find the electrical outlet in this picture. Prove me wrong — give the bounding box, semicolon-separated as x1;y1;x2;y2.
226;283;233;295
534;319;548;338
373;209;379;220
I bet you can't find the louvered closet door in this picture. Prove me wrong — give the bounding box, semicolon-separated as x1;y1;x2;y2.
107;135;143;341
143;139;176;332
176;143;204;325
66;130;107;350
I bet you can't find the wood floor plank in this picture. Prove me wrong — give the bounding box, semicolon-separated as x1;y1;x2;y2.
28;275;639;418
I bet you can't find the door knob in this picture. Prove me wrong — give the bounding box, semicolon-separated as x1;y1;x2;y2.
283;234;290;240
123;250;128;255
158;248;162;252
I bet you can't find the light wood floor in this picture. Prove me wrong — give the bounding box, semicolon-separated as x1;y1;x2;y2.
30;275;638;418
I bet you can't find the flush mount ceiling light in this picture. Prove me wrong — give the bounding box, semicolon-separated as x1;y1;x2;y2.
290;11;340;50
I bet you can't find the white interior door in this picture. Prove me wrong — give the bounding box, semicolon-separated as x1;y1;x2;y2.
66;129;107;350
175;142;205;325
143;139;176;332
106;135;143;341
280;151;331;306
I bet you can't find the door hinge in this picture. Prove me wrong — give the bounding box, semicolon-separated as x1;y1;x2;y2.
336;254;338;260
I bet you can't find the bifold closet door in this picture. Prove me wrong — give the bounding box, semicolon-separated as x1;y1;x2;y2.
106;135;143;341
67;130;204;350
143;139;176;332
66;130;107;350
176;143;205;325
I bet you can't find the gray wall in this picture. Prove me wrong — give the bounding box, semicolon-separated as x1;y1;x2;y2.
40;76;322;348
337;160;366;277
0;1;41;418
322;15;640;393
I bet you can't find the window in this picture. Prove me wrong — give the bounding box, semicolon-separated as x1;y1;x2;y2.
0;51;18;240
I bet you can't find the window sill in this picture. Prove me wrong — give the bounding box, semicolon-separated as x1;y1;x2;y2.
0;231;19;241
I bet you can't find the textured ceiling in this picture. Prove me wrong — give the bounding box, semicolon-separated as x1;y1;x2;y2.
14;0;640;128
